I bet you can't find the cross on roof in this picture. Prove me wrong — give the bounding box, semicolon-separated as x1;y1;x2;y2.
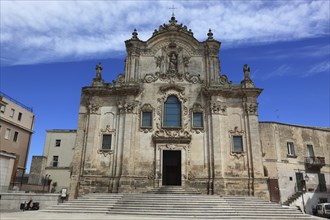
169;5;177;17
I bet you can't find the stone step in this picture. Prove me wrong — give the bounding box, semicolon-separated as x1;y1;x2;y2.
107;211;311;218
110;209;299;214
41;192;314;219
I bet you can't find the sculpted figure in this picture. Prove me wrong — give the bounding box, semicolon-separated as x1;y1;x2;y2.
243;64;250;80
95;63;103;80
168;53;178;72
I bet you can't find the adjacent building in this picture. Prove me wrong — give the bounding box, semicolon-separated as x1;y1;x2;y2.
42;129;76;192
0;92;34;191
260;122;330;213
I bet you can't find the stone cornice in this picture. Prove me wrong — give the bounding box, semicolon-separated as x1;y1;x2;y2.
82;84;140;96
202;86;263;98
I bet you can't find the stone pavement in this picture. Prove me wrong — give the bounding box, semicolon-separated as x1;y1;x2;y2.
0;211;324;220
0;211;169;220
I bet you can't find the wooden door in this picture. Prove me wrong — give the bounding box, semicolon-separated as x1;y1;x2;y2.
268;179;280;203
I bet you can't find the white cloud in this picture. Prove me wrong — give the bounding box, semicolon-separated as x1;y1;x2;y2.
304;61;330;77
263;64;293;79
0;0;329;66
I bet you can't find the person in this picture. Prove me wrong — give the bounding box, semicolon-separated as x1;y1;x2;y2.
61;188;67;202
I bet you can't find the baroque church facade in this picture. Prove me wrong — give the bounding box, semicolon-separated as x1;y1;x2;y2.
68;16;271;200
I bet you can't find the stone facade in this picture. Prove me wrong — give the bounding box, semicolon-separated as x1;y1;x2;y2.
69;16;269;200
260;122;330;207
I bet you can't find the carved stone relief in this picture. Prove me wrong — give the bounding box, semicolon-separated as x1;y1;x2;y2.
152;89;191;143
244;103;258;115
88;103;100;114
143;42;202;84
117;101;138;114
210;102;227;115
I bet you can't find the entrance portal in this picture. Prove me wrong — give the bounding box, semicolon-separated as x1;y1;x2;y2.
162;150;181;186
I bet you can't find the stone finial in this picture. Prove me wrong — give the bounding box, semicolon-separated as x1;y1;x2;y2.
207;29;214;40
95;63;103;80
169;16;177;25
131;29;138;40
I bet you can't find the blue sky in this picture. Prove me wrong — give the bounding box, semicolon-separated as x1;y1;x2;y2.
1;0;329;173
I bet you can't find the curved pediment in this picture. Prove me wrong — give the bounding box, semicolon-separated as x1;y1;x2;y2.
146;16;200;54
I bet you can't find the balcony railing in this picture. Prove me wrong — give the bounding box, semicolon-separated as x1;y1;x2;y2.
305;156;325;168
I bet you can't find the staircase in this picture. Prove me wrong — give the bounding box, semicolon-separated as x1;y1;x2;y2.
41;193;123;213
283;191;303;206
42;187;316;219
144;185;201;194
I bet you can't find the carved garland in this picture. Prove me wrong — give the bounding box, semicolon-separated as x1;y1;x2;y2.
143;72;203;84
228;126;245;159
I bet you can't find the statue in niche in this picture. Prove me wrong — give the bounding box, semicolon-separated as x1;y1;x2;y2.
168;52;178;72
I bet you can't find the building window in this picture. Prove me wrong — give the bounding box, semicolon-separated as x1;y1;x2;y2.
10;108;15;117
142;112;152;128
13;131;19;142
287;142;295;156
55;139;61;147
307;144;314;157
192;112;203;128
0;105;5;113
102;134;112;150
163;95;181;127
18;112;22;121
5;128;11;140
52;156;59;167
233;136;243;152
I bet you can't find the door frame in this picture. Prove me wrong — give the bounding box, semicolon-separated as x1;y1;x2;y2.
162;150;181;186
154;144;188;187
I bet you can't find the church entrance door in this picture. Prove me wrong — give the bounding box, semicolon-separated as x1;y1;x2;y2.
162;150;181;186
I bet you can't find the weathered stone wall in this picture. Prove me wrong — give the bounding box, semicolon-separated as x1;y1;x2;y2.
69;16;268;200
28;156;47;185
260;122;330;203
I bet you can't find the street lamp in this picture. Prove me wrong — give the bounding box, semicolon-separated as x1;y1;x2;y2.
300;173;309;213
